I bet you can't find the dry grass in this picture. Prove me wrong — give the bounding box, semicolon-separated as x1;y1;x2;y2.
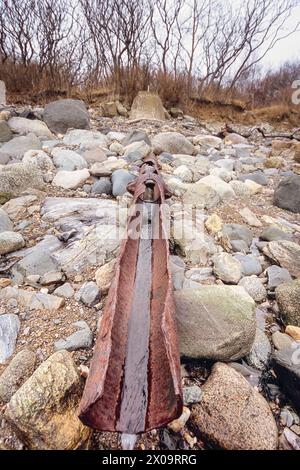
2;58;300;129
251;105;300;125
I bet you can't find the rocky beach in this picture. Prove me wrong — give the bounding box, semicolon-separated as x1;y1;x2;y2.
0;93;300;451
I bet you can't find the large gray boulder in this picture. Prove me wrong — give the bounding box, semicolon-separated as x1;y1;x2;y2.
266;265;292;290
274;175;300;214
239;170;267;186
246;328;271;370
76;281;100;307
43;99;90;134
92;177;112;195
233;254;262;276
175;286;256;361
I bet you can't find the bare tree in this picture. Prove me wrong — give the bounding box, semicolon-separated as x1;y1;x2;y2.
196;0;300;93
0;0;299;105
0;0;37;66
150;0;185;76
181;0;216;96
228;0;300;90
80;0;151;96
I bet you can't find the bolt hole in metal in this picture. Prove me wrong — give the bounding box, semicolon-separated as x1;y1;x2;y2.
143;179;155;202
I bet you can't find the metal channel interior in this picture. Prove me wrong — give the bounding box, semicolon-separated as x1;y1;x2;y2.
78;165;182;434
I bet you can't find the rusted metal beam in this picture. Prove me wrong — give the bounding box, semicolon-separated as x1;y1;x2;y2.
78;155;182;435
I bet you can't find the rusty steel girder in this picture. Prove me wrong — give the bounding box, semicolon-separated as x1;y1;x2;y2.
78;155;182;434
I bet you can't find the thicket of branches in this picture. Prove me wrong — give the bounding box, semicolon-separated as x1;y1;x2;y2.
0;0;299;107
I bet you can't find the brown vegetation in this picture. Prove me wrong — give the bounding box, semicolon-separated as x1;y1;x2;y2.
0;0;300;124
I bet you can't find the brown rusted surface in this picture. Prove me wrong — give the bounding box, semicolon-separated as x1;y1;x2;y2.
78;155;182;433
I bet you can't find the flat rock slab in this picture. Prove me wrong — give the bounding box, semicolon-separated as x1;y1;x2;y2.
4;350;91;449
41;197;125;273
41;197;116;223
193;363;278;450
175;286;256;361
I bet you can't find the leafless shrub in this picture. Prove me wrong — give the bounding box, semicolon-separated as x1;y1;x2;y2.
0;0;299;109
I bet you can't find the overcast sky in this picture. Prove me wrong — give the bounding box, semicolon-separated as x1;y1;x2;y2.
248;3;300;69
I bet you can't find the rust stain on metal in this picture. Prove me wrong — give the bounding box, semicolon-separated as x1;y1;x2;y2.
78;154;182;434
